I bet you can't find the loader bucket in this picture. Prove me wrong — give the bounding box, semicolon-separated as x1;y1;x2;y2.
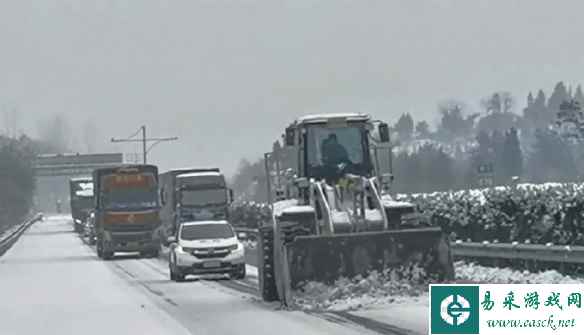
285;227;454;289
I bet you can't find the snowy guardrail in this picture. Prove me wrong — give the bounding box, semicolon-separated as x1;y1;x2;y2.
234;227;260;236
234;227;584;269
0;213;43;257
453;241;584;265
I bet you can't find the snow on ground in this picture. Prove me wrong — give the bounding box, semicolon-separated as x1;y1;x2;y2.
350;300;429;335
291;260;583;313
289;260;584;335
292;267;427;312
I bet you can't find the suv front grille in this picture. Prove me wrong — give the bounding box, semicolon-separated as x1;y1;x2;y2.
191;247;231;259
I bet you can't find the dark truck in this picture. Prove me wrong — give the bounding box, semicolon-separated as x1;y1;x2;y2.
69;177;94;233
159;168;233;240
93;165;161;260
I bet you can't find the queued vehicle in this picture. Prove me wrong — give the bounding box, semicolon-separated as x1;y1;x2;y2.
93;165;162;260
159;168;233;240
82;212;97;245
69;177;94;232
167;220;245;282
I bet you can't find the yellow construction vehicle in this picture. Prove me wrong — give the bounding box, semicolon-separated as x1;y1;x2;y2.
258;113;454;304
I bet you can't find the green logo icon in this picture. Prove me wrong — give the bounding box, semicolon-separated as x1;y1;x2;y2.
431;285;480;334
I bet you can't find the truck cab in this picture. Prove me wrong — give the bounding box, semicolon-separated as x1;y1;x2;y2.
93;165;161;260
69;177;94;232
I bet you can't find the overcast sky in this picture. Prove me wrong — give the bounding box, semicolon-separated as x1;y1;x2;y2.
2;0;584;176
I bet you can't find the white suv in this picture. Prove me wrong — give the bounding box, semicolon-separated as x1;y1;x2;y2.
168;220;245;282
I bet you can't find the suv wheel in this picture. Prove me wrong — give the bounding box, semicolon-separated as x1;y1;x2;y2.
169;265;176;281
233;264;246;280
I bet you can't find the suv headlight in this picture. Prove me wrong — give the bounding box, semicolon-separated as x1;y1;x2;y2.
229;243;244;252
182;247;195;253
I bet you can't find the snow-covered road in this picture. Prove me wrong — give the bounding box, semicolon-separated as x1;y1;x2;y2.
0;215;404;335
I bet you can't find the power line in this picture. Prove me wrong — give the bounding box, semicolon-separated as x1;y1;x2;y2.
111;125;178;164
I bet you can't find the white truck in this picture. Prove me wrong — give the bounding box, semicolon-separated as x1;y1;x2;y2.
159;168;233;240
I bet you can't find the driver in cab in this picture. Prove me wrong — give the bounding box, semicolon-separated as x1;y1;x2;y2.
322;133;349;166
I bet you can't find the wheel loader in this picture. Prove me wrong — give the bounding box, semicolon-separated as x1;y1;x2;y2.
257;113;454;304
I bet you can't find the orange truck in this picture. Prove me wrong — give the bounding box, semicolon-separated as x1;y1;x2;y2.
93;165;161;260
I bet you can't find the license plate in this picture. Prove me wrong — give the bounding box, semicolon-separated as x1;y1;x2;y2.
203;261;221;268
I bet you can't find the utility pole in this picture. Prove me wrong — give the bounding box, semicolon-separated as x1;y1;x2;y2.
142;126;147;164
111;125;178;164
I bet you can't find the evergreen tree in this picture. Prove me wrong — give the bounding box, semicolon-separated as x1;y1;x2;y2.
533;89;548;129
415;121;431;139
501;128;523;181
394;113;414;142
393;144;456;193
522;92;535;131
547;82;570;124
574;85;584;107
528;129;577;182
523;90;548;131
436;101;478;141
491;130;506;184
477;91;518;133
0;135;36;230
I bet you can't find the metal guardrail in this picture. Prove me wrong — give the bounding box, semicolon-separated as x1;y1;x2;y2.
234;227;260;238
234;227;584;266
453;241;584;264
0;213;43;256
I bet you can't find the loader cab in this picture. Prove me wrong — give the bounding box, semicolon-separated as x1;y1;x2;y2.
285;113;390;183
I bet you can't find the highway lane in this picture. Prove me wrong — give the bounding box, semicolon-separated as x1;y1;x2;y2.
0;215;381;335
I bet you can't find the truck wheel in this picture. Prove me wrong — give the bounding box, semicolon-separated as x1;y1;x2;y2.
97;240;104;258
169;265;176;281
103;252;114;260
175;272;185;282
173;265;185;282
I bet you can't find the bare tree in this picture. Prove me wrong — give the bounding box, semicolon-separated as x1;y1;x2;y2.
2;106;21;137
83;119;98;153
37;113;71;153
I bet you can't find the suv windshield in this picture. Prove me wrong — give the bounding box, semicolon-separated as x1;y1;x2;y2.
180;223;234;240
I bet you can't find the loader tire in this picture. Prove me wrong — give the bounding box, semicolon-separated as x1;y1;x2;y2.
258;227;279;302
